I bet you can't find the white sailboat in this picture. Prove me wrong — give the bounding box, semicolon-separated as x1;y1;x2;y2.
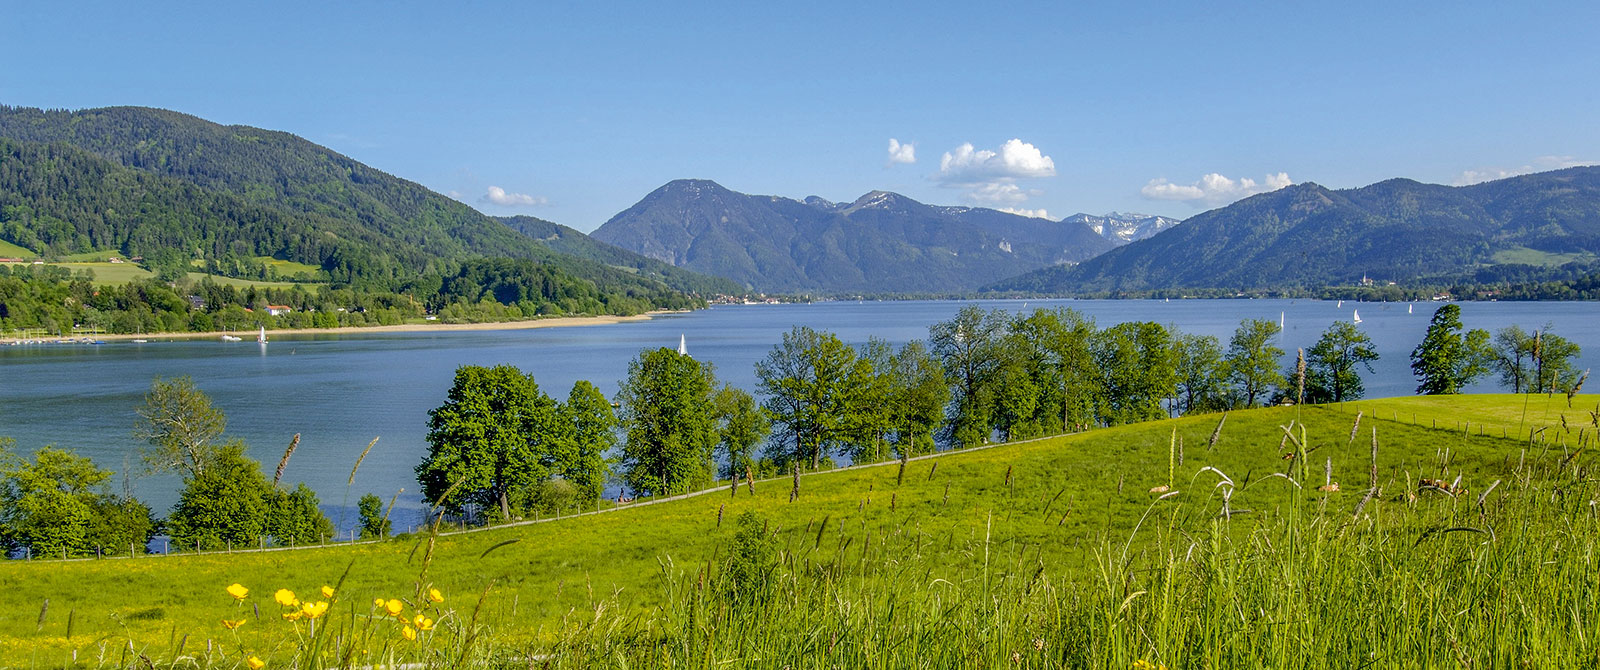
1352;309;1362;324
1279;311;1285;329
257;326;268;344
1337;300;1343;308
677;334;687;356
1408;303;1413;314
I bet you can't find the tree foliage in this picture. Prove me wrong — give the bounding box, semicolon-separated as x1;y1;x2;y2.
1226;319;1285;408
1410;304;1493;394
416;365;569;520
0;442;155;558
615;348;718;496
1304;322;1379;403
135;376;227;478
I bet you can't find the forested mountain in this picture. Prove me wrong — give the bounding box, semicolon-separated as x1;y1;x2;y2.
499;215;742;295
0;105;711;311
989;167;1600;294
590;180;1113;292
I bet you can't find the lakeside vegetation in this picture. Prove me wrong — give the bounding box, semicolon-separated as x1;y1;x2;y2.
1;395;1595;667
0;258;700;338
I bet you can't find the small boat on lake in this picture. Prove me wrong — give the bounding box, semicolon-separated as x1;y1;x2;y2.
257;326;268;344
1352;309;1363;324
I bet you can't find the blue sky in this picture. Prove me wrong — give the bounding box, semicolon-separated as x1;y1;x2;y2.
4;1;1597;230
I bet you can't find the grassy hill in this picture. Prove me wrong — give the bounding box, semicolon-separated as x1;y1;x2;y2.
3;395;1596;667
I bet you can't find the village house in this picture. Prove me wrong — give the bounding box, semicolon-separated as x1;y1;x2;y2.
266;305;293;316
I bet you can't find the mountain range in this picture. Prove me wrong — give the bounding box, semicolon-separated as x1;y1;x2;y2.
589;180;1114;293
988;167;1600;294
0;105;727;300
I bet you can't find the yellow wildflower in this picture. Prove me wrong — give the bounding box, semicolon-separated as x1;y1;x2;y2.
226;583;249;600
427;587;444;603
246;657;266;670
301;601;329;619
385;598;404;617
282;611;303;621
321;585;336;599
373;598;385;608
222;618;247;629
417;616;435;631
402;625;417;641
274;589;298;607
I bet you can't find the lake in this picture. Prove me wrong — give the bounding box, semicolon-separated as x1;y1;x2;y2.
2;298;1595;528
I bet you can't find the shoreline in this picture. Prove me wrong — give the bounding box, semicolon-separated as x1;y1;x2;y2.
0;312;668;344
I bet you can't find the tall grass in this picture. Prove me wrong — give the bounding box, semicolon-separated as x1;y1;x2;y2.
536;431;1598;668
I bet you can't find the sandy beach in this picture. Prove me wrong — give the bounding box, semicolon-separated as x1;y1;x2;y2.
1;312;665;344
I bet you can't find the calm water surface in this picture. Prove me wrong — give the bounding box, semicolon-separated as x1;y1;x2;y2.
3;299;1596;524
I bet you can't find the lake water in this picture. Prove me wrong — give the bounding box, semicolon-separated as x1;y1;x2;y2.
2;299;1596;527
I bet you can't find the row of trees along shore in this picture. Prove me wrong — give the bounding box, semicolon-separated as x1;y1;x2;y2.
1;304;1589;555
0;258;698;338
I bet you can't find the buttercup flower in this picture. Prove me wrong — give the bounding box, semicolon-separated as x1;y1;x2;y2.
246;656;266;669
427;587;444;603
373;598;385;608
226;583;249;600
402;625;417;641
385;598;404;617
222;618;247;629
417;616;435;631
301;601;329;619
320;585;336;599
274;589;299;607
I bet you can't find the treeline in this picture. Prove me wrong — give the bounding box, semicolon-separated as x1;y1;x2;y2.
416;303;1588;520
0;258;699;335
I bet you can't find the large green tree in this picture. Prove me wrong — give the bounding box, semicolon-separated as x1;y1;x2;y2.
166;444;274;550
1304;321;1379;403
1410;304;1493;395
886;340;950;458
562;380;617;503
1225;319;1285;407
416;364;566;520
755;327;858;468
1172;331;1226;414
615;348;718;496
929;306;1009;448
1093;321;1178;425
135;376;228;478
0;442;155;558
711;385;771;479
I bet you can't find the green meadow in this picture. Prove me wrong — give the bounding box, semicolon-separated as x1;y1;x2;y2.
1;395;1596;667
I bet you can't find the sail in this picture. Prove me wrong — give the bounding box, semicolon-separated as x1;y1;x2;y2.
1352;309;1362;324
258;326;268;343
677;334;687;356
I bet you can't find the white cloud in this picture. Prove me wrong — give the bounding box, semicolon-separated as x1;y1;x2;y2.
887;138;916;165
933;138;1056;205
966;182;1039;205
999;207;1053;220
1141;172;1293;206
937;138;1056;184
480;185;548;207
447;190;464;200
1452;155;1593;185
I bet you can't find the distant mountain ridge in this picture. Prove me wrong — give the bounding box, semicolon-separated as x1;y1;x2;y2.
1060;212;1182;244
498;215;743;295
590;179;1114;292
988;166;1600;294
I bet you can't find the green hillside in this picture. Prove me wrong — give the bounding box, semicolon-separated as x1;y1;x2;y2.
990;168;1600;295
3;395;1594;666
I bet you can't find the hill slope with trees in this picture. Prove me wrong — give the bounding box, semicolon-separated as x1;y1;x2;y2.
989;167;1600;294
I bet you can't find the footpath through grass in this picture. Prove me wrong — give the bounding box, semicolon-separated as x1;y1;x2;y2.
0;396;1595;667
